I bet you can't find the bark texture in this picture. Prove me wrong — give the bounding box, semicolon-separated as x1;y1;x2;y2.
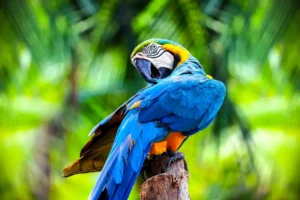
140;153;190;200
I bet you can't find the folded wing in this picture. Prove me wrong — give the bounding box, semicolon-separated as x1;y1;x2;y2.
130;74;226;135
63;94;140;177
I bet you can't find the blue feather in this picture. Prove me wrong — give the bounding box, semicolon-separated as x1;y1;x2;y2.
89;148;119;200
135;74;226;135
88;59;226;199
89;109;168;200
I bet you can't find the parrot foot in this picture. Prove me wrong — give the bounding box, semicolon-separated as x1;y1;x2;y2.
140;158;149;181
140;154;163;180
167;151;188;171
140;166;147;181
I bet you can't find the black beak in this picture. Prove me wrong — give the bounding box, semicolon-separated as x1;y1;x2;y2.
134;58;156;83
134;58;173;83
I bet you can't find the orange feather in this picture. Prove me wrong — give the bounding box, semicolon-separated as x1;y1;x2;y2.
149;131;186;155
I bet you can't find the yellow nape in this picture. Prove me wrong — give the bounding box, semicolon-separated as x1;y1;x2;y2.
162;44;190;66
206;74;213;79
128;100;142;110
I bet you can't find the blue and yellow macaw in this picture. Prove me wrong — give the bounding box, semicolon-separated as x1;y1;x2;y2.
63;39;226;200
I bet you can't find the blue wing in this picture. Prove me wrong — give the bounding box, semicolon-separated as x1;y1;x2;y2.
89;109;168;200
88;92;142;137
63;91;143;177
88;74;225;199
129;74;226;135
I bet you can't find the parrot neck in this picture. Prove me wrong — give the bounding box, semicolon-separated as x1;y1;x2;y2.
172;55;206;76
148;55;206;85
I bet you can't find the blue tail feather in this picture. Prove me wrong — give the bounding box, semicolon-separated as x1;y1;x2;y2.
89;110;168;200
89;148;119;200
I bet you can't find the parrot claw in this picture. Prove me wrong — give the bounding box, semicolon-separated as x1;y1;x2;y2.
140;158;150;181
140;166;147;181
167;151;188;171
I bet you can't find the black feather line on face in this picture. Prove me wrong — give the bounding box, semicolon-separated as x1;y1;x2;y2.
170;53;180;68
158;67;172;79
142;43;166;58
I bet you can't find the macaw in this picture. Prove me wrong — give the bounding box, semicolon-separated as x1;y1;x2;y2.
63;39;226;200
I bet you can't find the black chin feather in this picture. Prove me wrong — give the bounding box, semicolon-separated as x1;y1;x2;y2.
158;67;172;79
171;53;180;68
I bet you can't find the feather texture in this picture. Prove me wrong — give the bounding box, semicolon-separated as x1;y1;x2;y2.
64;41;226;200
129;73;226;136
89;109;168;200
63;93;142;177
90;72;225;199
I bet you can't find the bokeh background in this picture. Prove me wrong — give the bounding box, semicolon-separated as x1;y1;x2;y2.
0;0;299;199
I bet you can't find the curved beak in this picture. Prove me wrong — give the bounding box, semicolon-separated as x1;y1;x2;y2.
134;58;156;84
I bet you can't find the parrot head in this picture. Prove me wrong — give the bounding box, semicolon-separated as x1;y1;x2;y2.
131;38;205;84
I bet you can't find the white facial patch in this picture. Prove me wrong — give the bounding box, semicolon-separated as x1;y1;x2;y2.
132;43;175;70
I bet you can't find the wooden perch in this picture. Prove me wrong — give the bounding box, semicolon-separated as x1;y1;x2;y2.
140;153;190;200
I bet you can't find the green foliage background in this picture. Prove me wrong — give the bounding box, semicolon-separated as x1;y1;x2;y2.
0;0;299;199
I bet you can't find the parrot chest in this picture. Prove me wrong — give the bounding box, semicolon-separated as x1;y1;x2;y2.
149;132;186;155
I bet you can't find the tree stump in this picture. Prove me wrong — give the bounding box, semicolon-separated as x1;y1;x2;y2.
140;153;190;200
